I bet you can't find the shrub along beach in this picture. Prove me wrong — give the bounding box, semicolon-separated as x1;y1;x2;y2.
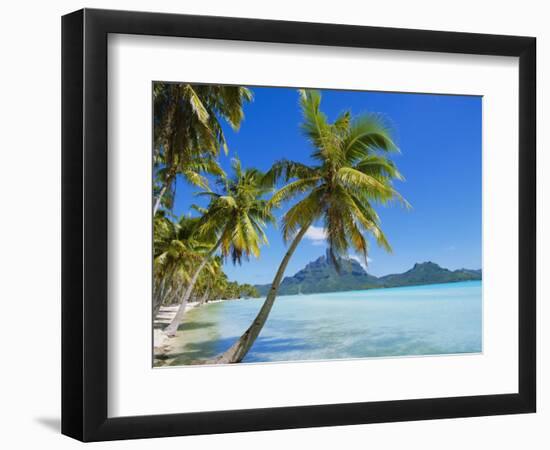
152;83;482;366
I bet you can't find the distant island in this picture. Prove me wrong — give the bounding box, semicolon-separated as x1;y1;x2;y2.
255;250;481;296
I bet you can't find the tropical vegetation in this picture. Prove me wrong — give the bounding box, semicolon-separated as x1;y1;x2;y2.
153;83;408;364
153;82;252;214
153;213;260;319
153;82;259;333
162;158;275;336
209;89;408;363
255;252;482;296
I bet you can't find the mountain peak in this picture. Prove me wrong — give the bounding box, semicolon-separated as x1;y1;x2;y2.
255;256;481;296
412;261;441;270
304;250;367;274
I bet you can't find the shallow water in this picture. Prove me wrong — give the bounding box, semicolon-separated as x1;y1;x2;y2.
157;281;482;366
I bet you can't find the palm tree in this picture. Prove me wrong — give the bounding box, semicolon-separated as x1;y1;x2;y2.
153;83;253;214
153;157;224;214
211;89;409;363
153;214;218;318
163;159;275;337
193;255;225;305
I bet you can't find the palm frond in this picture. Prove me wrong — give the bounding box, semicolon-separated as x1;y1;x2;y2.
336;167;395;199
183;85;210;125
282;188;324;242
269;177;320;207
181;169;209;190
354;154;404;181
298;89;332;151
343;114;399;164
263;159;318;185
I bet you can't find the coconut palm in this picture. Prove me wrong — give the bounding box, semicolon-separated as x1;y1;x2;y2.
153;83;253;214
153;214;218;318
191;255;225;305
163;158;276;337
212;89;410;363
153;157;224;213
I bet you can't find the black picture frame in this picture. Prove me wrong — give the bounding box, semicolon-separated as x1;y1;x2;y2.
61;8;536;442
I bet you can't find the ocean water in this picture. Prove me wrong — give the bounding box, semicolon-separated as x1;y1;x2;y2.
158;281;482;366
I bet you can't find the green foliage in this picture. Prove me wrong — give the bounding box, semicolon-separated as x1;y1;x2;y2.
195;158;276;265
153;82;252;212
256;250;379;295
153;213;262;308
238;284;260;298
153;158;271;310
191;257;260;302
255;255;481;296
214;279;260;300
153;213;218;309
267;89;409;271
377;262;482;287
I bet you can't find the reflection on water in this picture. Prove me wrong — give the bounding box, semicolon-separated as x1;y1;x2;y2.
156;281;482;366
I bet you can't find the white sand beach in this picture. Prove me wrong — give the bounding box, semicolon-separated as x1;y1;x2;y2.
153;301;226;351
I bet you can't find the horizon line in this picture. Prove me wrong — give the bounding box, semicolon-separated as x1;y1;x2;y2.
231;256;482;286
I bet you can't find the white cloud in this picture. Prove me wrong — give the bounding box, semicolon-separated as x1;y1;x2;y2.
304;226;327;244
311;241;326;246
348;254;373;271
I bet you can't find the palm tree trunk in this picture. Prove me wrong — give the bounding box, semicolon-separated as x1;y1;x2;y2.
152;267;176;319
152;281;166;318
199;288;210;306
163;238;222;337
153;278;162;316
210;223;311;364
153;170;176;215
153;184;168;215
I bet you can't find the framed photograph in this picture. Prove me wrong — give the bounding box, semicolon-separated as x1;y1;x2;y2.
62;8;536;442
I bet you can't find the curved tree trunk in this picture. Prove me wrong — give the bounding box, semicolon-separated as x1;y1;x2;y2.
153;91;177;215
163;238;222;337
152;267;177;319
210;223;311;364
152;277;165;318
199;288;210;306
153;170;176;216
153;184;168;216
152;281;167;318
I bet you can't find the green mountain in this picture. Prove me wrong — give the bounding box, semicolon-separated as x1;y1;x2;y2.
255;252;481;296
378;262;482;287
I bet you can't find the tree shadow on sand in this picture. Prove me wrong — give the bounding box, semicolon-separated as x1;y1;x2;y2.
153;320;216;332
162;336;237;365
161;335;313;366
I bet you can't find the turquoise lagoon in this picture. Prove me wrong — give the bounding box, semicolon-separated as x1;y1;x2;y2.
159;281;482;366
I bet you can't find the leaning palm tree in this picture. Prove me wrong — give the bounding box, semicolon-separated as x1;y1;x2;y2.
163;159;276;337
194;257;222;305
153;214;217;318
211;89;410;363
153;156;225;213
153;83;253;214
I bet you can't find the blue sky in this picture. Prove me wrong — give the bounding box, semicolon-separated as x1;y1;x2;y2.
171;86;482;284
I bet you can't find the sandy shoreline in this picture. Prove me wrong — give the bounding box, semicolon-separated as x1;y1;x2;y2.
153;300;225;351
